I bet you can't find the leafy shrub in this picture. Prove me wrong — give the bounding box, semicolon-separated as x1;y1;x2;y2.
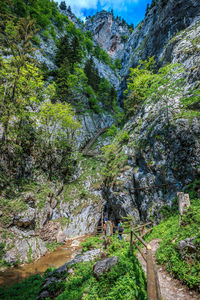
106;125;118;137
81;236;102;252
124;57;184;117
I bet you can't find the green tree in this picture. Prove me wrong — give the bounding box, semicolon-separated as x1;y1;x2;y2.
124;57;157;115
55;33;83;72
37;101;81;179
84;58;100;92
0;17;38;143
98;78;115;107
55;57;71;101
124;57;185;117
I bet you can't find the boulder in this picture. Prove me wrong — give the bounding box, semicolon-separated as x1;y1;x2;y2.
177;237;197;253
93;256;119;279
23;192;36;208
13;207;35;228
56;230;66;243
39;221;60;242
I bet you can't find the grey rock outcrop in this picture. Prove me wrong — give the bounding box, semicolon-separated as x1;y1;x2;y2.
56;230;66;243
177;237;197;253
93;256;119;279
13;207;35;228
103;17;200;222
85;11;130;59
120;0;200;77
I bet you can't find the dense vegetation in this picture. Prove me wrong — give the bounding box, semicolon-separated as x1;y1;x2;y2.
54;25;119;113
0;0;121;188
124;57;199;118
146;180;200;291
0;236;147;300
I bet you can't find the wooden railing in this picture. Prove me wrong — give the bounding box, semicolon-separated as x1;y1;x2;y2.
94;218;161;299
129;222;162;300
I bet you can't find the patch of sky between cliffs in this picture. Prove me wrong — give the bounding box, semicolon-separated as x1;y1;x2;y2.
56;0;153;25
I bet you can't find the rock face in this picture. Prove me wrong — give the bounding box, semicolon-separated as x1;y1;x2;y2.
0;157;105;264
120;0;200;77
13;207;35;228
102;18;200;222
93;256;119;279
85;11;130;59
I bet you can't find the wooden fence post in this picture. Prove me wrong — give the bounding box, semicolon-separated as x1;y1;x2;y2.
130;230;133;253
177;192;190;225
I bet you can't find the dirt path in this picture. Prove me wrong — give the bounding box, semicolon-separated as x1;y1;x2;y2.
137;239;200;300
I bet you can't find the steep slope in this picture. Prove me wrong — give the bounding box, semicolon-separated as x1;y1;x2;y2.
102;16;200;222
0;2;117;265
0;0;200;268
121;0;200;75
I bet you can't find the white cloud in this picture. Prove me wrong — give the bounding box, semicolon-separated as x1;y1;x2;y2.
56;0;139;20
57;0;98;18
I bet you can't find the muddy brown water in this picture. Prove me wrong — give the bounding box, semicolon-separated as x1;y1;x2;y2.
0;235;89;287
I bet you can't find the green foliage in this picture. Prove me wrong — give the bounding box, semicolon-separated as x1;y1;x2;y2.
55;236;147;300
0;15;81;184
46;241;62;252
124;57;184;117
93;44;117;70
81;236;103;252
0;273;44;300
84;58;101;92
0;242;5;260
36;100;81;180
98;78;117;109
105;125;118;137
146;191;200;290
54;21;117;113
121;35;129;43
55;31;83;70
114;58;122;70
0;17;46;182
179;87;200;119
2;0;68;31
101;130;129;183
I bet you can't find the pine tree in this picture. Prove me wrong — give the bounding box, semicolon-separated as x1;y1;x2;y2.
145;3;150;16
84;58;100;92
60;1;66;11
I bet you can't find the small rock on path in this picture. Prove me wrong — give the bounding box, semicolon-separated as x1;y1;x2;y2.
137;239;200;300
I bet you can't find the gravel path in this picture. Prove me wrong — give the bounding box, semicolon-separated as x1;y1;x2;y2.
137;239;200;300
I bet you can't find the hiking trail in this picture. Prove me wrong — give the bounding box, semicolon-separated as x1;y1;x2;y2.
137;239;200;300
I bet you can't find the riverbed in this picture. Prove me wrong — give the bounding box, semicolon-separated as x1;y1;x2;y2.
0;235;88;287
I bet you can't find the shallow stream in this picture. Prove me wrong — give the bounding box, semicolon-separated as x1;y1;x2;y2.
0;235;88;287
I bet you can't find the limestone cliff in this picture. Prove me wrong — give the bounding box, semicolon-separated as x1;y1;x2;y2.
101;2;200;222
85;11;130;59
0;0;200;266
120;0;200;83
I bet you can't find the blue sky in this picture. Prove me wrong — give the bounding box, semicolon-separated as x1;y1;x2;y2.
56;0;152;26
